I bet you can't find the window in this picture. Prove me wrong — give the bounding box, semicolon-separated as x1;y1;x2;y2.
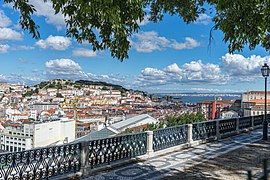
6;141;9;143
10;146;13;152
18;143;21;145
6;137;9;139
6;145;9;151
18;147;21;151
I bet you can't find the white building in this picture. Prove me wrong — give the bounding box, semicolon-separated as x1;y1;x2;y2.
221;110;239;119
242;91;270;117
0;118;75;152
29;103;59;111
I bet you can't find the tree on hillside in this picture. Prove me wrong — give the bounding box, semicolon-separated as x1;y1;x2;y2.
4;0;270;60
167;112;206;127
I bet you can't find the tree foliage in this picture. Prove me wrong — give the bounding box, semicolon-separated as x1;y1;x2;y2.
167;112;206;127
3;0;270;60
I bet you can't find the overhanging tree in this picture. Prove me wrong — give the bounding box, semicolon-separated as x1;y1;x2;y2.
3;0;270;60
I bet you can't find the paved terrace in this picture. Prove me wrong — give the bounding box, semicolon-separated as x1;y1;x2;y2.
0;115;270;180
85;129;269;180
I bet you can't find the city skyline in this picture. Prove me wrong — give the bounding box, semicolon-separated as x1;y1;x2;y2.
0;1;270;93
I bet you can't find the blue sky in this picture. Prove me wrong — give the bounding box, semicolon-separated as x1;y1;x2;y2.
0;1;270;93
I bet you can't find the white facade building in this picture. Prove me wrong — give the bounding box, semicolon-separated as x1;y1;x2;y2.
0;118;75;152
242;91;270;117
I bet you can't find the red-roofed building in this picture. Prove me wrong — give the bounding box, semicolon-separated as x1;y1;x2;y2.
197;100;240;120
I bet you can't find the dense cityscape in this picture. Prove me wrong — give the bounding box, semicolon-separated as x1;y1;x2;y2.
1;0;270;179
0;79;267;153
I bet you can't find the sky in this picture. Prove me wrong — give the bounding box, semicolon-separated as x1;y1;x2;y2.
0;1;270;93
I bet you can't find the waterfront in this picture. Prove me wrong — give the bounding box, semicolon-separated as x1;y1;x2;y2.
175;95;241;104
156;93;241;104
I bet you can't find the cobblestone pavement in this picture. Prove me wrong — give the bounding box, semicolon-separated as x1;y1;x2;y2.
85;130;269;180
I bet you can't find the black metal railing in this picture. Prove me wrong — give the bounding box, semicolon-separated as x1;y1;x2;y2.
0;115;265;179
254;115;264;126
0;143;80;179
219;118;237;135
239;117;252;130
192;121;216;141
88;132;147;168
153;125;188;151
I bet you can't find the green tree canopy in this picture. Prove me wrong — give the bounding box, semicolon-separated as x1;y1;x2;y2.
4;0;270;60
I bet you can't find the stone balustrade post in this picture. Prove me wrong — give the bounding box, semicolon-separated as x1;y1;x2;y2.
146;131;154;157
236;118;240;134
80;141;90;177
187;124;193;146
250;116;254;130
216;120;221;139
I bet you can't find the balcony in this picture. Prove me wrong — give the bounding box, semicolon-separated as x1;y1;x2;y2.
0;115;268;179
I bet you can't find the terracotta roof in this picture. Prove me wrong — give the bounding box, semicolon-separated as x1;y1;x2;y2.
246;99;270;103
9;123;21;127
246;91;270;94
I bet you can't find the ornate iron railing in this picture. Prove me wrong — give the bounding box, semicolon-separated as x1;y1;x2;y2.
239;117;252;130
0;143;80;179
219;118;237;135
192;121;216;141
88;132;147;168
153;125;188;151
254;115;263;126
0;115;265;179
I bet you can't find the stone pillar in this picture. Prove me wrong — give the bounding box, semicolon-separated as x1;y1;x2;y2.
236;118;240;134
80;141;90;177
216;120;221;139
250;116;254;130
187;124;193;146
146;131;154;157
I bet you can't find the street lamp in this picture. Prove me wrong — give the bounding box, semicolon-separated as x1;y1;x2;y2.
261;63;270;140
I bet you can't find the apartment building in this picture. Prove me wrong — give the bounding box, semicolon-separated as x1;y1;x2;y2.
0;118;75;152
29;103;59;111
197;100;241;120
242;91;270;116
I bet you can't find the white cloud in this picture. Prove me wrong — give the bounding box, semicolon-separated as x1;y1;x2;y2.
72;48;97;57
171;37;200;50
44;58;127;85
0;28;23;41
195;14;212;25
135;60;229;87
130;31;200;53
182;60;228;82
0;74;44;85
221;53;270;81
164;63;182;74
0;44;10;53
36;35;71;50
0;10;12;27
45;59;82;71
29;0;65;30
45;59;86;80
137;15;150;26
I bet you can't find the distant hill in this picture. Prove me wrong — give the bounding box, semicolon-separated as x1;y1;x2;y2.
28;79;147;97
74;80;128;92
